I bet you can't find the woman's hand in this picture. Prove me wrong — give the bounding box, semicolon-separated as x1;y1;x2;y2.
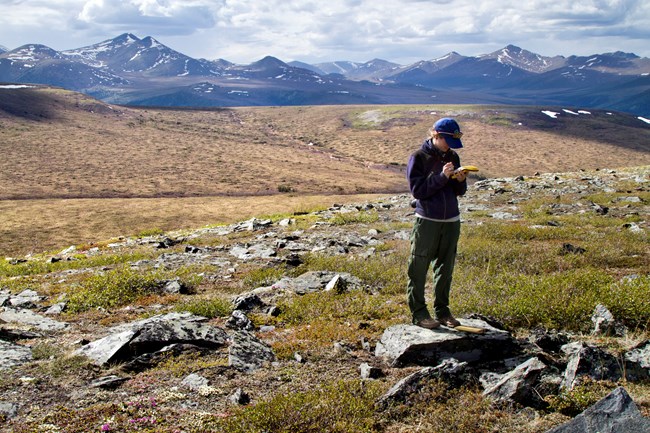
442;162;455;178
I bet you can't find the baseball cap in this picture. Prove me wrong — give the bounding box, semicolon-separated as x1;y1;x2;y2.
433;118;463;149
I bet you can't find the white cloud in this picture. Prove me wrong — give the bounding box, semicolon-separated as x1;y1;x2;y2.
76;0;215;35
0;0;648;63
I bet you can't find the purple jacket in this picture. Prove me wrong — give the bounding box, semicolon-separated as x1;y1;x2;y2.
407;138;467;220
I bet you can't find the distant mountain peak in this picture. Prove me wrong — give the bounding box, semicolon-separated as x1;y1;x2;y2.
366;58;391;64
114;33;141;44
251;56;287;68
4;44;60;61
503;44;523;52
432;52;464;62
481;45;564;73
1;34;648;116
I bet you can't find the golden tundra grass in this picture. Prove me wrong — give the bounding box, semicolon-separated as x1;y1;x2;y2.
0;193;383;257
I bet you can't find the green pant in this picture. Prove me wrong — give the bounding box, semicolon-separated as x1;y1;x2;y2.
407;218;461;323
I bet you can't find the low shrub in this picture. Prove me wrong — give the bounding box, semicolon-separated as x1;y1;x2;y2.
136;227;165;237
453;267;649;330
545;380;613;416
242;265;286;289
200;380;383;433
66;266;199;313
175;297;233;319
381;381;513;433
279;290;402;327
329;210;379;225
277;184;293;193
0;250;155;278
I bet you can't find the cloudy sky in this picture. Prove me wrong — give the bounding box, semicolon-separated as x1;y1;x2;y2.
1;0;649;65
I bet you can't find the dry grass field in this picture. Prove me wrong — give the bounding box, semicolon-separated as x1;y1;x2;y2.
1;86;649;256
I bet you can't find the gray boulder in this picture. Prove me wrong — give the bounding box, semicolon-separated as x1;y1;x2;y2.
234;218;272;232
0;340;32;370
324;274;347;293
44;302;67;315
160;279;188;294
228;388;251;405
0;290;9;307
76;312;227;366
0;328;41;341
272;271;362;295
232;293;266;312
624;340;650;382
230;244;276;260
0;401;19;420
528;328;570;353
9;289;43;308
360;363;383;380
89;375;129;389
226;310;254;331
561;342;621;390
0;307;68;331
482;357;548;408
375;319;518;367
545;387;650;433
591;304;626;337
228;331;276;372
122;343;206;373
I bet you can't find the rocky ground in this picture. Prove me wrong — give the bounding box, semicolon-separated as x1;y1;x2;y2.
1;166;648;432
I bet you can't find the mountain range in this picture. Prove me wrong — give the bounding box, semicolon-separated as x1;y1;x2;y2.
1;33;649;116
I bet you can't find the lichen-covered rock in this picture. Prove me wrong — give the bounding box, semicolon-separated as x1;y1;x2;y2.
0;340;32;370
228;331;276;372
375;319;518;367
545;387;650;433
483;357;548;408
75;313;227;366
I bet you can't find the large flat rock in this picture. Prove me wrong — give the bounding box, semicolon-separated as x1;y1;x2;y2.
375;319;519;367
0;307;68;331
75;312;227;366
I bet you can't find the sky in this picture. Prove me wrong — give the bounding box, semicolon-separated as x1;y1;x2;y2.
0;0;649;65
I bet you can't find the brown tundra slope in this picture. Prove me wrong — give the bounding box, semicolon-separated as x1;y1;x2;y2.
0;85;648;255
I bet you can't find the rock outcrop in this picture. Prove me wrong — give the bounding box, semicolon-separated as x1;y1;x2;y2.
545;387;650;433
375;319;518;367
75;313;228;366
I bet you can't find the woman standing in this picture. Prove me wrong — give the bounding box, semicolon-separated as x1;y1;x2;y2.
406;118;467;329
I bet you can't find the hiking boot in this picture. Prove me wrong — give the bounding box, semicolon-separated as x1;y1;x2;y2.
439;315;461;328
416;318;440;329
